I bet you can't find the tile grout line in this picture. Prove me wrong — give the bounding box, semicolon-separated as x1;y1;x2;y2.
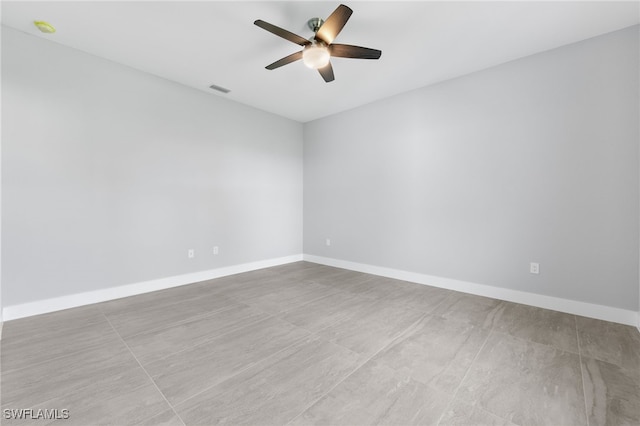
272;275;442;337
435;328;494;426
3;304;260;378
426;291;456;316
123;307;233;338
173;327;315;410
233;287;344;318
129;311;278;367
275;292;426;338
282;287;470;425
284;311;432;426
575;315;590;426
436;301;519;426
133;273;371;412
277;287;350;315
0;312;120;376
102;313;187;426
99;298;238;341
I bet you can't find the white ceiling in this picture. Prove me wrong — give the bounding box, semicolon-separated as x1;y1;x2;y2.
2;1;638;122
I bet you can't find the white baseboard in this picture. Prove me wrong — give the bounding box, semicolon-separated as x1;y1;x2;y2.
303;254;639;327
3;253;638;328
2;254;303;321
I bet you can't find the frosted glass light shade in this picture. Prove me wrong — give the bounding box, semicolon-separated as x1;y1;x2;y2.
303;45;330;69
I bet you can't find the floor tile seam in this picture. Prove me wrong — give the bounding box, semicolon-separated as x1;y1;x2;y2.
365;311;434;354
0;327;128;376
120;292;240;315
431;292;457;317
0;370;159;418
3;313;110;340
299;327;370;359
109;304;241;341
1;394;70;413
283;311;432;426
97;293;218;317
299;300;431;345
2;323;115;360
169;330;364;417
273;289;364;318
133;409;179;426
435;328;501;426
576;315;591;426
172;329;314;411
575;332;640;372
0;348;150;412
334;288;383;302
489;304;582;352
99;289;240;316
379;297;442;317
418;290;456;316
578;352;640;380
274;314;335;335
199;280;259;292
304;276;356;287
272;290;356;317
221;280;300;296
243;276;341;294
132;311;278;367
224;291;278;306
434;394;523;426
275;308;367;336
102;313;187;426
240;289;346;316
475;403;523;426
296;271;359;281
3;311;109;344
430;312;496;332
489;328;582;357
488;300;506;332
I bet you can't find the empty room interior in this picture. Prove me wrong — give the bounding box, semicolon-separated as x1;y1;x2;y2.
1;1;639;425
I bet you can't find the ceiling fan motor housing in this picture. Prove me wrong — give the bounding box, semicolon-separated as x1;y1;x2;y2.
307;18;325;33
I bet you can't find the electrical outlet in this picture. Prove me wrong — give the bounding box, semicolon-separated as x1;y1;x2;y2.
530;262;539;274
326;238;331;247
213;246;219;255
188;249;195;259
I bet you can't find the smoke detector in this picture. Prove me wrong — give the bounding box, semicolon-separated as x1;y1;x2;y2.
34;21;56;33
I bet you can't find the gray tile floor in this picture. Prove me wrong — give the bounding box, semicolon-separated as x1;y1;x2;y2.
1;261;639;426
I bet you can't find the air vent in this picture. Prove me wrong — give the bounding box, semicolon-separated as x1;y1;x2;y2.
209;84;230;94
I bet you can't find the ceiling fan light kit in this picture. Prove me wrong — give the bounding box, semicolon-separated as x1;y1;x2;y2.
302;43;330;69
254;3;381;82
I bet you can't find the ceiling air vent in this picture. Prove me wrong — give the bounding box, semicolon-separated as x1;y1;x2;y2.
209;84;230;94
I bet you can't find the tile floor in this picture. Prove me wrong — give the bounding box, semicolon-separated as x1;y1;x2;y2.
1;262;639;426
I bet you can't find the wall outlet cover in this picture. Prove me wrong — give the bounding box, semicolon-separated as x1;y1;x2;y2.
530;262;539;274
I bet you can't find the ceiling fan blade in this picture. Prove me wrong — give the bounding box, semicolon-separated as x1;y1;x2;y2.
315;4;353;45
266;51;303;70
318;62;335;82
254;20;311;46
329;44;382;59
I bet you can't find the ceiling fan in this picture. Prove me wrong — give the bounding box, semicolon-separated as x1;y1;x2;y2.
254;4;382;83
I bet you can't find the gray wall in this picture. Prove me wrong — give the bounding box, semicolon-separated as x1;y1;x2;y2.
2;27;303;306
304;26;639;311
